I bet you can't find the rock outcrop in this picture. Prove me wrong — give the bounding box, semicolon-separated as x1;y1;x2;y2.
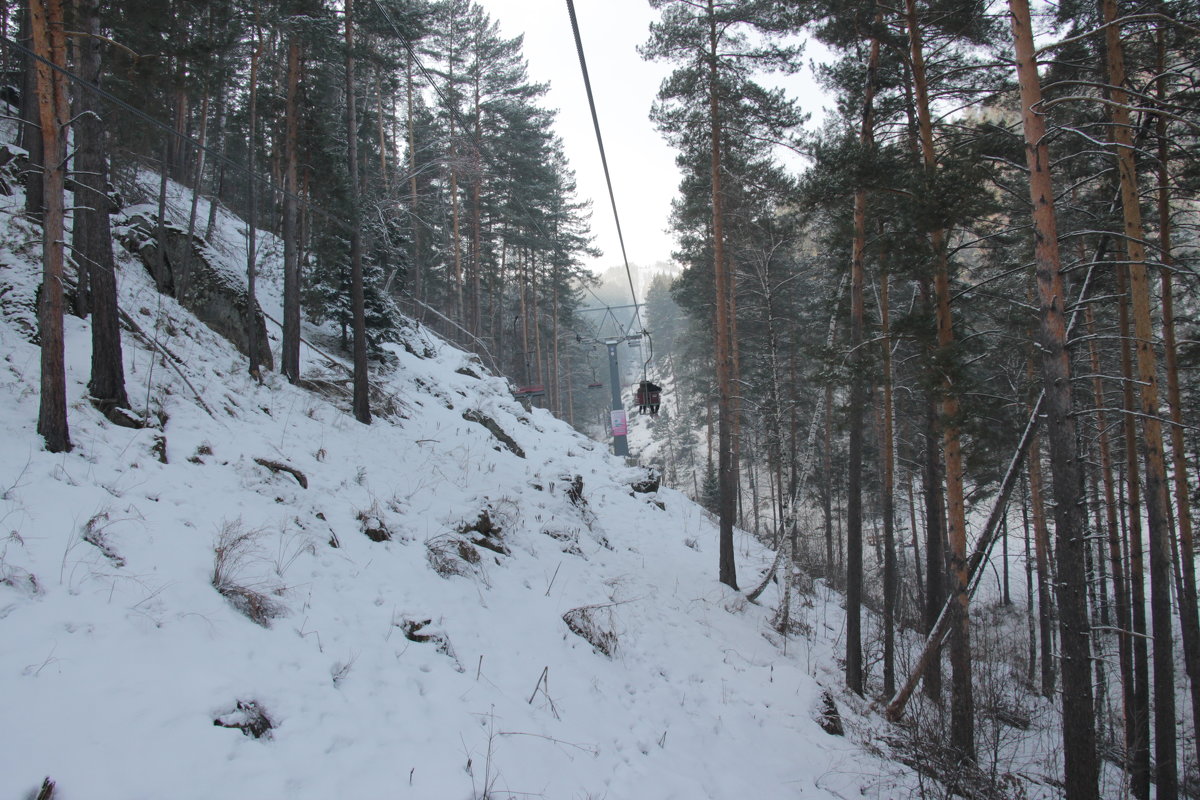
120;212;272;370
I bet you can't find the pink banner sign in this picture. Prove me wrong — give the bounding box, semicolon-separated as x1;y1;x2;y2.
610;410;628;437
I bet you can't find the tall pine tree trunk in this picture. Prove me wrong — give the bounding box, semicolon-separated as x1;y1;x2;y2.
1088;305;1134;773
880;264;897;698
904;0;971;753
1102;4;1176;794
20;5;43;222
1008;2;1098;788
204;90;226;242
180;93;209;303
921;390;944;701
31;0;69;452
406;52;422;311
1118;262;1152;799
73;0;127;412
707;0;736;590
345;0;370;423
281;33;302;384
447;20;463;329
823;381;834;573
1156;26;1200;766
1028;429;1056;697
1022;475;1036;685
245;19;262;379
844;13;881;696
470;74;483;340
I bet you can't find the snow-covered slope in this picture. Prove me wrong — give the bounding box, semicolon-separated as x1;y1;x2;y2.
0;175;913;799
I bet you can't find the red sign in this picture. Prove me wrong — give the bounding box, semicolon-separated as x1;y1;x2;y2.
610;410;628;437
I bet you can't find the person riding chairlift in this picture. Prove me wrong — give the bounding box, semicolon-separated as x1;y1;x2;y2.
636;380;662;415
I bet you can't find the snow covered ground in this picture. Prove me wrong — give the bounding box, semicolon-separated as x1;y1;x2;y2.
0;161;943;800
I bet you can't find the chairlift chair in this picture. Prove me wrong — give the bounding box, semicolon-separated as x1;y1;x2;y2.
635;380;662;415
514;383;546;399
584;346;604;390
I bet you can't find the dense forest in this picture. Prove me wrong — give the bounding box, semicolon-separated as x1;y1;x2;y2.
636;0;1200;796
8;0;1200;797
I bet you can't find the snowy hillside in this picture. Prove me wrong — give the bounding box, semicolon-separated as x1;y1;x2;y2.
0;178;923;800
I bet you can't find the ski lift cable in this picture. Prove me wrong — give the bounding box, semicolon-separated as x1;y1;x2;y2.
564;0;645;337
580;282;612;316
375;0;655;371
371;0;631;395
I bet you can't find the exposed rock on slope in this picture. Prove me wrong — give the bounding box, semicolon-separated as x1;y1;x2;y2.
119;210;273;370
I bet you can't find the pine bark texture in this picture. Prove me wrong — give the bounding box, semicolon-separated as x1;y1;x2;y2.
904;0;971;755
31;0;70;452
1118;264;1152;799
1087;305;1134;771
879;265;897;698
20;6;43;221
245;25;262;379
1008;1;1098;790
1101;3;1176;794
282;33;302;384
1028;430;1055;698
345;0;371;424
707;0;737;590
73;0;128;411
844;15;881;697
1155;31;1200;767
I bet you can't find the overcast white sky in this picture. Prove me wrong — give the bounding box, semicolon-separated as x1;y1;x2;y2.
473;0;832;276
474;0;677;275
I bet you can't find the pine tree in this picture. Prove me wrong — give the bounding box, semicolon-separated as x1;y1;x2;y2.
644;0;804;590
1007;0;1098;788
73;0;129;414
31;0;71;452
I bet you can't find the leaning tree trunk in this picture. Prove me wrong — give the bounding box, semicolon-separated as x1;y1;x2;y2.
31;0;70;452
886;391;1044;723
1008;2;1098;790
